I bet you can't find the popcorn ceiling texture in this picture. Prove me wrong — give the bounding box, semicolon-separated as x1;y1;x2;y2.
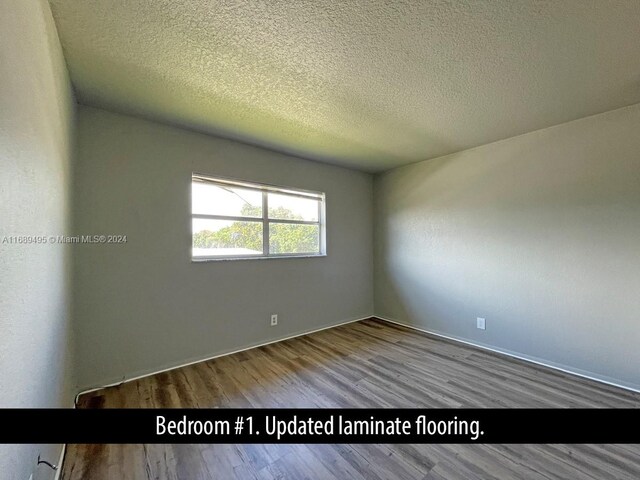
50;0;640;172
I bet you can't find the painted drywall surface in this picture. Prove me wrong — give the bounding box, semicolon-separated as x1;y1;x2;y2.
50;0;640;172
0;0;75;478
73;106;373;389
374;103;640;390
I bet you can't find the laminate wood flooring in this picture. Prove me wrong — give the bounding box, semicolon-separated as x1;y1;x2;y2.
62;318;640;479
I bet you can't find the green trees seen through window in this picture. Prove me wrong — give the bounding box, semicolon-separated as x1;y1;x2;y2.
193;204;319;254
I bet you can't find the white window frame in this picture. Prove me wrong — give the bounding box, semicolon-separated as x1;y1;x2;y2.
191;173;326;261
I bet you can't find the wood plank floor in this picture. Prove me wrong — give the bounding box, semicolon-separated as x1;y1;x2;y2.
62;318;640;479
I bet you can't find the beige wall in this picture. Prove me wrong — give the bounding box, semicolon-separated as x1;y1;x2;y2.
0;0;75;478
73;106;374;389
374;103;640;391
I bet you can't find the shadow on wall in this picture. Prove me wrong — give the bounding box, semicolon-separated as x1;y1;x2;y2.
374;107;640;389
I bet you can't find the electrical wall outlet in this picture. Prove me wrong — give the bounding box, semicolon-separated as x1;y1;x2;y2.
271;314;278;326
477;317;486;330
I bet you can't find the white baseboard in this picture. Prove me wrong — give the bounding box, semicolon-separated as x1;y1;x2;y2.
75;314;373;399
374;315;640;394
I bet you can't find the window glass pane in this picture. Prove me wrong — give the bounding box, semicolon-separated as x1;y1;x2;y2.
268;192;319;222
192;218;263;257
192;181;262;217
269;223;320;254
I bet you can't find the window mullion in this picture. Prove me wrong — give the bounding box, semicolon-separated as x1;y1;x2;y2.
262;191;269;256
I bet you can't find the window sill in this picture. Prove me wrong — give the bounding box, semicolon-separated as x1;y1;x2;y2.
192;254;327;263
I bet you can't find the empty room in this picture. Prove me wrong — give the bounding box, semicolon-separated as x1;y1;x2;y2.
1;0;640;478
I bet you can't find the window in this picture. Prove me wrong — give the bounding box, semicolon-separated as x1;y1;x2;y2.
191;174;326;260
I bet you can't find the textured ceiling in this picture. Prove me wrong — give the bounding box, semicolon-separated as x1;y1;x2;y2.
50;1;640;172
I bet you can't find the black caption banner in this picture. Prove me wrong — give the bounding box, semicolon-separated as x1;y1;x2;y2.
2;409;639;444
